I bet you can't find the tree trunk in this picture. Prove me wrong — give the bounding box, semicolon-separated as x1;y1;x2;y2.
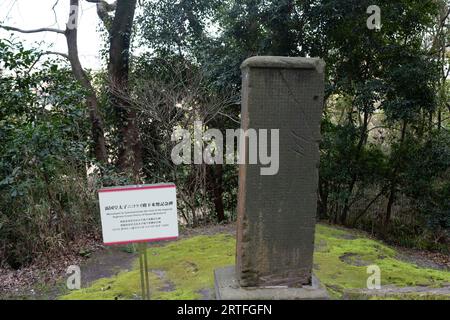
352;188;385;226
340;110;369;225
108;0;142;177
383;120;408;228
66;0;107;164
318;176;329;219
208;164;226;223
384;184;395;227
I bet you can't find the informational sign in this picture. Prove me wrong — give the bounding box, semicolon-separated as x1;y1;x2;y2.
98;184;178;245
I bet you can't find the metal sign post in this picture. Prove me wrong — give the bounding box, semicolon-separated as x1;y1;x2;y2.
138;243;151;300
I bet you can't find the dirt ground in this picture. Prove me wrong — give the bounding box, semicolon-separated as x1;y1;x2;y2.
0;223;235;299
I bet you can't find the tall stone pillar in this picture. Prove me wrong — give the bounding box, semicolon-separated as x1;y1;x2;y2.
215;56;328;299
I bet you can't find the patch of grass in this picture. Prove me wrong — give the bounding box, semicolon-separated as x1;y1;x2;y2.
314;224;450;298
368;293;450;300
59;224;450;300
344;291;450;300
60;234;235;300
60;270;159;300
144;233;235;299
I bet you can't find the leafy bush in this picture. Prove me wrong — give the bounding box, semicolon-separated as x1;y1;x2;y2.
0;39;99;268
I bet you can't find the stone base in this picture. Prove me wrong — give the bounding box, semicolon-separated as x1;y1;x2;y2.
214;266;329;300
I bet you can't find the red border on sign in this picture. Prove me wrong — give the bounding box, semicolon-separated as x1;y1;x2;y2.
104;236;178;246
99;184;175;193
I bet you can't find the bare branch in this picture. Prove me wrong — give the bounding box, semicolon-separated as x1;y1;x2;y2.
51;0;60;28
26;51;69;74
43;51;70;60
0;25;65;34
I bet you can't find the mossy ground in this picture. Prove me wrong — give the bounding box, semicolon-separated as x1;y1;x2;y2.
60;234;235;300
60;224;450;300
313;225;450;298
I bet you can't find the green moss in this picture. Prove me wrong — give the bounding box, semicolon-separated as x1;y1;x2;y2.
60;270;155;300
60;234;235;300
59;224;450;300
144;234;235;300
313;224;450;298
344;291;450;300
368;293;450;300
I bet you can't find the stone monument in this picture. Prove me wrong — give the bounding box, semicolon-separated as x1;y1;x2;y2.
214;56;329;299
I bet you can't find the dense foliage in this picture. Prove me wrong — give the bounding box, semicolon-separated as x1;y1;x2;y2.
0;0;449;267
135;0;450;250
0;39;99;267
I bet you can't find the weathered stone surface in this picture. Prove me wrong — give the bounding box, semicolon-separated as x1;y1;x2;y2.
240;56;325;72
235;56;325;288
215;266;329;300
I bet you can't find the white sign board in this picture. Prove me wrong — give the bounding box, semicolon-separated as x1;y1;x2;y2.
98;184;178;245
